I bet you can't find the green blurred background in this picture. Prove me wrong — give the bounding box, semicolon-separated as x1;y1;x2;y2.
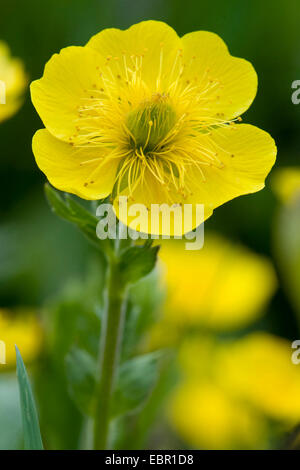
1;0;300;449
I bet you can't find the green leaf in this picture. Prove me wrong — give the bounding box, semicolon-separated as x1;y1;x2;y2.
44;183;106;251
112;351;162;417
44;182;73;221
119;245;160;284
65;349;162;419
65;348;96;416
15;346;43;450
65;194;98;226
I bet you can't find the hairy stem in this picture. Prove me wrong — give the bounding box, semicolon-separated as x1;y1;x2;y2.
93;258;127;449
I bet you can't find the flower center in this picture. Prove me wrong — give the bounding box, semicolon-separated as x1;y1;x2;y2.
126;94;177;153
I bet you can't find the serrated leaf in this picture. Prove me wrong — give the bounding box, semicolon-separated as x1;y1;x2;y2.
65;348;96;416
119;245;160;284
15;346;43;450
112;351;162;417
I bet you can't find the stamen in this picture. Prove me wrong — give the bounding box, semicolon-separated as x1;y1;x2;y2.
68;44;241;200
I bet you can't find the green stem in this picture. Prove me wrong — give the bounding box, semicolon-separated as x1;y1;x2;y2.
93;257;127;450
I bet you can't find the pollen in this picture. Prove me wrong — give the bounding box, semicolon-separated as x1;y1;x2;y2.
70;40;237;203
31;20;276;236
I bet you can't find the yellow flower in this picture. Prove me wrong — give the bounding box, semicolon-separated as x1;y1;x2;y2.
157;234;276;331
216;332;300;422
31;21;276;235
272;167;300;203
0;41;27;123
169;380;264;450
169;333;300;449
0;309;43;368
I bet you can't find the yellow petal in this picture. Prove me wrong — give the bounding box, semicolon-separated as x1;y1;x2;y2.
185;123;276;214
0;100;23;123
113;168;207;237
181;31;257;121
30;46;104;142
168;381;265;450
216;333;300;422
0;41;27;123
32;129;120;199
86;20;181;90
0;309;42;369
115;125;275;235
158;234;276;330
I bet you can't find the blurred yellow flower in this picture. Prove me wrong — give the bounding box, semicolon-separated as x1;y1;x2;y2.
216;332;300;422
31;20;276;235
0;41;27;123
0;309;43;368
170;380;264;450
157;234;276;331
169;333;300;449
272;167;300;203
